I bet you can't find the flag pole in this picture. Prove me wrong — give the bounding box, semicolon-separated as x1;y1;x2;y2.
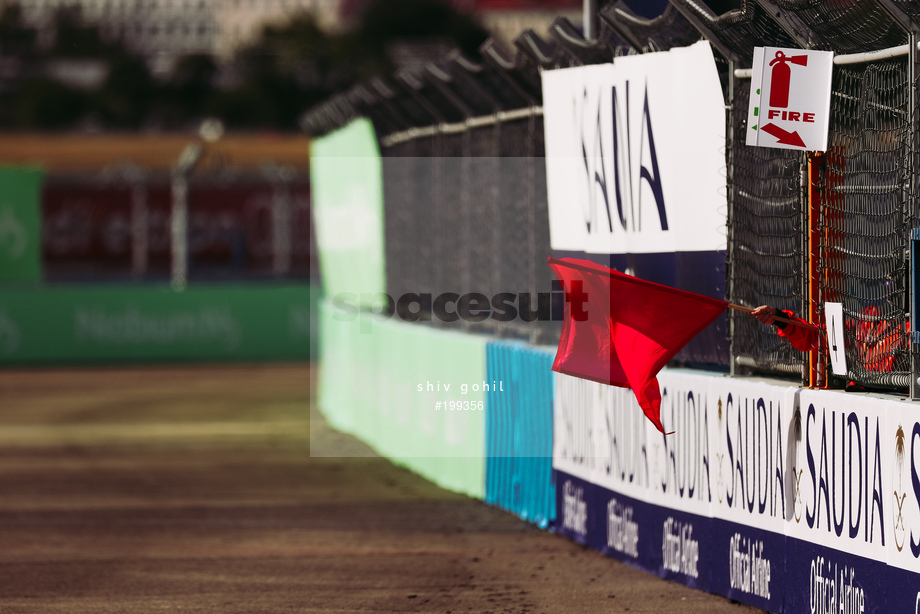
726;303;821;331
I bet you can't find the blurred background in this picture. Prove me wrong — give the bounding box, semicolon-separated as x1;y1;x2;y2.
0;0;678;285
0;0;670;365
0;0;607;134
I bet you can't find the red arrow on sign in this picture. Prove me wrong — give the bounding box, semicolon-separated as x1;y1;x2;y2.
761;123;806;148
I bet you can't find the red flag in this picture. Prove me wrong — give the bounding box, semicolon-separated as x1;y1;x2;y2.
548;257;728;434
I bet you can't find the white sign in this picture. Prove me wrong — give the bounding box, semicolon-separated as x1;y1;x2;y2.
552;368;904;565
542;41;726;255
789;390;891;562
824;302;847;375
550;362;920;609
746;46;834;152
552;369;714;519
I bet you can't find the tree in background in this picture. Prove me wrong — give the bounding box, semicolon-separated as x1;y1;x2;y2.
0;0;491;131
0;2;35;57
48;5;118;58
94;53;156;129
161;53;219;128
0;3;112;129
219;0;487;130
216;14;335;130
13;78;86;130
358;0;488;63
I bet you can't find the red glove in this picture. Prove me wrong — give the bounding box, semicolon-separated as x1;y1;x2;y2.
775;309;820;352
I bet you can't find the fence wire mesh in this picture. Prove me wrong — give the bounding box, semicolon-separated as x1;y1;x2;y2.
772;0;907;53
718;2;916;390
729;78;808;376
380;115;556;344
600;3;702;54
673;0;797;64
890;0;920;23
311;0;920;391
817;59;912;388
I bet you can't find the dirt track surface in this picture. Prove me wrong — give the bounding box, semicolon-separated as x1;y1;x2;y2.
0;364;764;613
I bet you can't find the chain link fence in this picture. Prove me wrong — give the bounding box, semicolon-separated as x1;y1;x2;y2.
728;77;807;376
305;0;920;391
379;115;555;343
818;58;912;388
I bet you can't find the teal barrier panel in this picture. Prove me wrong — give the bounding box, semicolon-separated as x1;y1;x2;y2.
485;340;555;528
0;283;318;364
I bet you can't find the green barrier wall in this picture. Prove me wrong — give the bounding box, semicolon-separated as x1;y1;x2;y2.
0;167;42;283
310;119;386;304
318;298;487;498
0;284;317;364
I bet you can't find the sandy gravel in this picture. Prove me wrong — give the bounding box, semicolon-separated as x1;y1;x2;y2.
0;364;765;613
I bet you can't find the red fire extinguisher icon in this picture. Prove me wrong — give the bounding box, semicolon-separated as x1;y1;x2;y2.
769;50;808;108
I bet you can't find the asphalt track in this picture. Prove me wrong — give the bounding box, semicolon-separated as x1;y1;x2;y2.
0;364;765;613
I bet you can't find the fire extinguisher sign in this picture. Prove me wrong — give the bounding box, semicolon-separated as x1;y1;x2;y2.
745;46;834;151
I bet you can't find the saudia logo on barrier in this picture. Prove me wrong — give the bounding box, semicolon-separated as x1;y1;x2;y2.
555;375;596;469
896;420;920;558
792;403;885;545
895;423;908;553
601;384;649;487
554;377;653;487
542;43;726;254
576;82;667;236
714;394;786;519
554;375;714;504
557;377;794;515
658;384;710;501
542;42;725;255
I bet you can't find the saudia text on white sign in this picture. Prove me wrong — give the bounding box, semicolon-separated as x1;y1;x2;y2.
542;41;726;256
715;390;789;520
554;373;715;510
798;404;885;541
552;371;920;609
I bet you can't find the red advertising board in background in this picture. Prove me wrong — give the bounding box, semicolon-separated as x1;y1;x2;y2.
42;181;316;281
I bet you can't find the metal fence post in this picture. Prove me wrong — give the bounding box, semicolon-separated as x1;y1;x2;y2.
113;162;149;279
171;144;201;291
727;58;737;377
907;30;920;400
583;0;597;42
128;167;148;279
263;162;293;278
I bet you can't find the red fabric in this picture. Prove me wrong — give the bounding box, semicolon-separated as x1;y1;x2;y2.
548;257;728;434
776;309;821;352
852;305;908;371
